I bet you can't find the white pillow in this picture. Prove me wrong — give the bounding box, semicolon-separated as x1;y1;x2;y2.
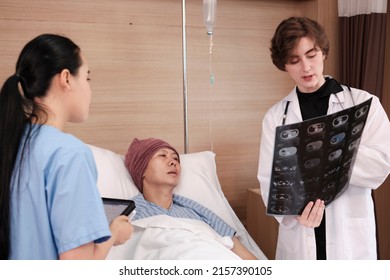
87;144;139;199
87;144;235;226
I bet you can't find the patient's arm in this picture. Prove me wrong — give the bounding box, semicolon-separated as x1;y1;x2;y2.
231;236;258;260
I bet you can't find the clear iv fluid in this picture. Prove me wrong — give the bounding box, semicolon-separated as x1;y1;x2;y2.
203;0;217;35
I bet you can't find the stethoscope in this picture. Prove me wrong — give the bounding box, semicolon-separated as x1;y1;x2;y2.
282;101;291;126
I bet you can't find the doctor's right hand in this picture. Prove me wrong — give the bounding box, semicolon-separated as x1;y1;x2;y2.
110;215;133;246
296;199;325;228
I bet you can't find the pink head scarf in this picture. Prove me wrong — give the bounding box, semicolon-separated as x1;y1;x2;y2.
124;138;180;193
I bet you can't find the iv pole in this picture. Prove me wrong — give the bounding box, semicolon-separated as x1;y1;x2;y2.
181;0;189;154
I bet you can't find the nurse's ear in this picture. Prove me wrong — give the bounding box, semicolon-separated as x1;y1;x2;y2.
59;69;71;90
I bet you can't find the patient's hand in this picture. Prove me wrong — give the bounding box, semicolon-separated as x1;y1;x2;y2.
110;215;133;246
296;199;325;228
231;236;258;260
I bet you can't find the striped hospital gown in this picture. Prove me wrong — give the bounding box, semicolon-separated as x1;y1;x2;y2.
132;193;236;237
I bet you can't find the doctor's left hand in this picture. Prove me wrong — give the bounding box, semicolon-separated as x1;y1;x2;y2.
296;199;325;228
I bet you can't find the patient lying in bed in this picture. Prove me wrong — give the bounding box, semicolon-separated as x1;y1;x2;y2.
116;137;257;260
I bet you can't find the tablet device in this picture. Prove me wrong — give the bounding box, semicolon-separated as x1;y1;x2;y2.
102;197;136;223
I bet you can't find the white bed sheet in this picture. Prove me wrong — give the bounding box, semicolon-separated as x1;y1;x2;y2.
107;215;241;260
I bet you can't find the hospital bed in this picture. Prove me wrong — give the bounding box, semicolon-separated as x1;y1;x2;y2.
88;144;267;260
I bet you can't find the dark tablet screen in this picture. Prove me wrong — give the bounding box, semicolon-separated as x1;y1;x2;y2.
102;197;135;223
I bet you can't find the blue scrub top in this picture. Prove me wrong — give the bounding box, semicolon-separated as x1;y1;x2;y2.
9;124;111;259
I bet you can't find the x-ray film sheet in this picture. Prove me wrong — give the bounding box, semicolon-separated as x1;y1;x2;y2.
267;98;372;215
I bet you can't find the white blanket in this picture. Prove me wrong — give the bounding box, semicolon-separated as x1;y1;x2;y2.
106;215;241;260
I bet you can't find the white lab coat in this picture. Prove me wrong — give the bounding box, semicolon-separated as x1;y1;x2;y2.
257;81;390;259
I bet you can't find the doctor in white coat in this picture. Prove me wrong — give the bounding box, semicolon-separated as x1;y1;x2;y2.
257;17;390;260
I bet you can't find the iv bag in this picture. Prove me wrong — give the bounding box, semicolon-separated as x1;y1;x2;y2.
203;0;217;35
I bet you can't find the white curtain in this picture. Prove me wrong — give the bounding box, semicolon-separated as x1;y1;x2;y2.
338;0;387;16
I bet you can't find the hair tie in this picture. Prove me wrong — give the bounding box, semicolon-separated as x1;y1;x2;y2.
13;73;29;99
13;73;22;82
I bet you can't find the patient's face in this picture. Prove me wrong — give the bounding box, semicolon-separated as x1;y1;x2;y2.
143;148;181;189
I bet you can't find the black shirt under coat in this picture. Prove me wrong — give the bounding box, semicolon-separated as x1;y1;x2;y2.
296;77;343;260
